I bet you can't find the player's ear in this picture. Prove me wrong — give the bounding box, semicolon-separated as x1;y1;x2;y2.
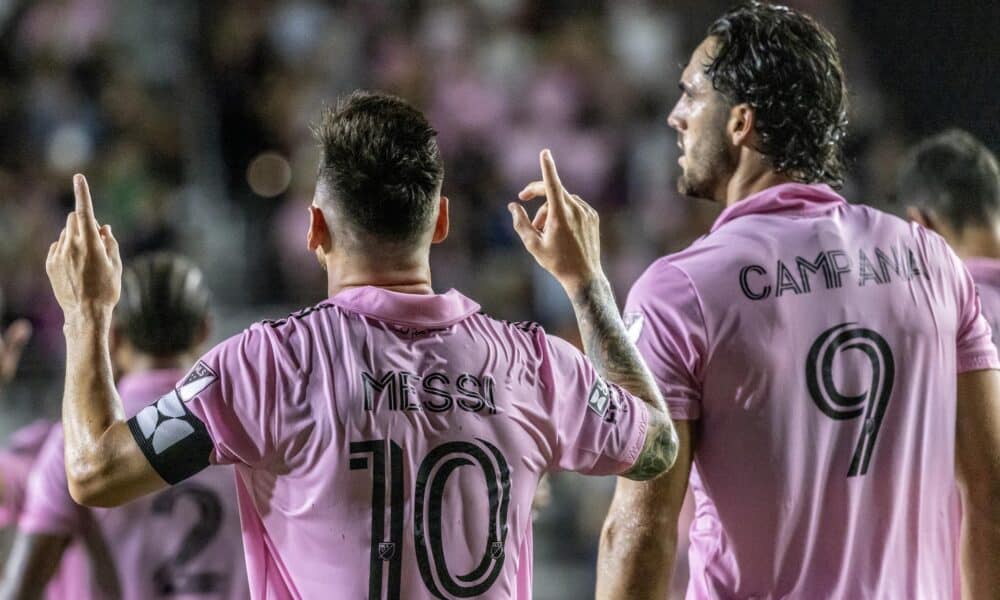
307;205;332;252
431;195;449;244
728;103;755;147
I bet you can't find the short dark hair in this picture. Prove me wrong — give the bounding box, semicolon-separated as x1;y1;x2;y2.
897;129;1000;231
314;91;444;244
117;253;210;356
706;2;849;186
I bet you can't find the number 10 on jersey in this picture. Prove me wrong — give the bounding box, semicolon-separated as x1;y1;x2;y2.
350;438;512;599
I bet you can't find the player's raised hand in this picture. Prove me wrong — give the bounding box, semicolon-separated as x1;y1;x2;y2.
45;174;122;322
509;149;604;293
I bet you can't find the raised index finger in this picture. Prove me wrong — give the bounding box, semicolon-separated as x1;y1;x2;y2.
73;174;99;234
539;149;566;213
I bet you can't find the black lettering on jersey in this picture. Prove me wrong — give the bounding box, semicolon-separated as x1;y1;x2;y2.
398;371;421;411
775;260;803;296
795;252;833;292
874;247;902;282
827;250;852;288
362;371;398;411
128;390;212;485
456;374;490;413
857;249;885;286
907;248;929;280
739;265;771;300
422;373;454;412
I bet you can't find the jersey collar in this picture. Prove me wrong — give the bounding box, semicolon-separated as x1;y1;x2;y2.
710;183;847;233
329;286;481;329
965;257;1000;288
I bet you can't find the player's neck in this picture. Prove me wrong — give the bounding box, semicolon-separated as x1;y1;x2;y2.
325;255;434;297
722;160;795;207
954;226;1000;261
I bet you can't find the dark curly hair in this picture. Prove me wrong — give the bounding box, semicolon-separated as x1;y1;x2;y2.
314;90;444;244
706;2;849;187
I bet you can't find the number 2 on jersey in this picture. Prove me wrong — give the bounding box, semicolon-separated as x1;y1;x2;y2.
350;438;512;599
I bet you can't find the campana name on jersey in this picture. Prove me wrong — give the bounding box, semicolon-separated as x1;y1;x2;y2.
739;244;931;301
361;370;498;414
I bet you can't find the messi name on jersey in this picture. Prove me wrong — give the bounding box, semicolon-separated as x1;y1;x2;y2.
361;370;498;414
739;245;930;301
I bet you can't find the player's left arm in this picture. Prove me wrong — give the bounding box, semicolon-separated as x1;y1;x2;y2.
0;531;71;599
45;175;168;507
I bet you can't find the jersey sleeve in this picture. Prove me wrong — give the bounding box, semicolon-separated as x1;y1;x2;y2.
538;333;649;476
17;426;86;536
954;259;1000;373
127;323;304;484
623;260;708;420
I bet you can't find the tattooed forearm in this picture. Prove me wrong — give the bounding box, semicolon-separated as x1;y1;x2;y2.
570;277;678;480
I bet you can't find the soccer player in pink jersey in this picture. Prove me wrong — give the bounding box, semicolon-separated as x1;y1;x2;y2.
1;254;248;599
0;295;92;600
897;129;1000;599
593;3;1000;599
42;92;679;599
901;130;1000;341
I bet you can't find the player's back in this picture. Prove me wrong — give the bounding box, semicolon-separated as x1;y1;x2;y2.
21;370;248;599
181;286;647;599
627;183;997;598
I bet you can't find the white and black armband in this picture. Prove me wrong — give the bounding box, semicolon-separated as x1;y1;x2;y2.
127;388;214;484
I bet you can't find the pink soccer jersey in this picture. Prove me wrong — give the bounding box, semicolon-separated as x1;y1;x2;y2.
0;419;53;527
127;287;649;599
624;183;1000;599
0;420;91;600
20;370;249;599
965;258;1000;347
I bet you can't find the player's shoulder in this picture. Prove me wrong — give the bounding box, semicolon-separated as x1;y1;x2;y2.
628;252;702;307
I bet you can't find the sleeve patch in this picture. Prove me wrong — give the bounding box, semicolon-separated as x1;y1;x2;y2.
587;378;612;417
177;361;218;402
623;312;645;343
128;391;213;485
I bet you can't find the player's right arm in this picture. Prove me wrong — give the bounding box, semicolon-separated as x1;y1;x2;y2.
956;368;1000;598
510;150;678;480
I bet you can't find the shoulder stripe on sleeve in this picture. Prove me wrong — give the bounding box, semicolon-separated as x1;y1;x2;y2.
127;389;213;484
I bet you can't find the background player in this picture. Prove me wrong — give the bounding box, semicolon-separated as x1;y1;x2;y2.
0;290;90;600
43;92;678;598
590;3;1000;598
900;129;1000;341
1;253;248;599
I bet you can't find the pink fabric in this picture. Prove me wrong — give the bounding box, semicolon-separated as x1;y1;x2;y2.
19;370;248;599
0;419;52;527
0;420;91;599
624;183;1000;599
181;286;648;599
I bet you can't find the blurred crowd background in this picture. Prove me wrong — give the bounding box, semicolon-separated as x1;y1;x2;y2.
0;0;995;597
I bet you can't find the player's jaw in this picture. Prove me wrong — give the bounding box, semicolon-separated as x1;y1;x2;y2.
674;119;733;202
